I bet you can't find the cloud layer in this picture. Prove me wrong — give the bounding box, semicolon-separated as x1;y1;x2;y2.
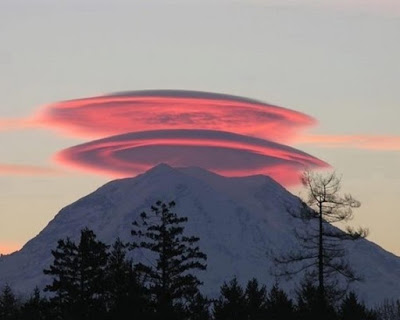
1;90;348;185
55;129;328;186
34;90;315;141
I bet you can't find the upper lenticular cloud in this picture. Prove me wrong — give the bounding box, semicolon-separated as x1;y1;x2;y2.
55;129;329;186
35;90;315;141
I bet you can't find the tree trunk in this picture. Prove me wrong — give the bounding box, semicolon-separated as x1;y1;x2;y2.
318;202;324;301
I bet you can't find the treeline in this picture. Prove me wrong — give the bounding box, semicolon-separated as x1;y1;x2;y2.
1;265;400;320
0;200;398;320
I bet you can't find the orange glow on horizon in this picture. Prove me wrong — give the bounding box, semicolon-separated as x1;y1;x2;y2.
0;243;21;255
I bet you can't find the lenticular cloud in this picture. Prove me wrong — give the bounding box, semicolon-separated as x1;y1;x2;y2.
55;129;328;186
38;90;328;186
36;90;315;142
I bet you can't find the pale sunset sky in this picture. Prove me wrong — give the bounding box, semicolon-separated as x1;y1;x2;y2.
0;0;399;255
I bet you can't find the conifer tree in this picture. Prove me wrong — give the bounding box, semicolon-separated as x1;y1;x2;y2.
106;238;150;319
339;292;377;320
131;200;207;318
266;284;295;320
44;228;109;319
185;292;211;320
21;287;49;320
295;280;337;320
0;284;20;320
43;237;78;307
244;278;268;319
105;238;132;307
213;277;247;320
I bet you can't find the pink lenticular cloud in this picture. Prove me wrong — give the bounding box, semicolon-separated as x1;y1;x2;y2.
55;129;329;186
0;164;61;176
295;134;400;151
0;90;327;182
34;90;315;142
3;89;399;182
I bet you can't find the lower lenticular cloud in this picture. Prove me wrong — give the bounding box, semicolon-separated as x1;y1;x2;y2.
55;129;329;186
35;90;315;141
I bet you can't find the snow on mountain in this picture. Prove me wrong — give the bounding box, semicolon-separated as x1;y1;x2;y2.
0;164;399;305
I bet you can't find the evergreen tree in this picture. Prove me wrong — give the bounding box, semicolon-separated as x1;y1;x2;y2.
105;238;150;319
244;278;268;320
44;228;109;319
295;279;337;320
339;292;377;320
213;277;247;320
0;284;20;320
105;238;132;309
185;292;211;320
266;284;295;320
43;237;78;308
20;287;50;320
131;200;207;319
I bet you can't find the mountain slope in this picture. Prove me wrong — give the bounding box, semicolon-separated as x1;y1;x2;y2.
0;164;399;304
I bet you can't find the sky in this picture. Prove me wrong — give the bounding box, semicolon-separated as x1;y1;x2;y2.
0;0;399;255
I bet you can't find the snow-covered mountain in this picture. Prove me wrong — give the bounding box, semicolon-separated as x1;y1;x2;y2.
1;164;399;305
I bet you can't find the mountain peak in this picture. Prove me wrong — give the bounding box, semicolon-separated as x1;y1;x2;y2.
146;162;174;173
134;162;176;178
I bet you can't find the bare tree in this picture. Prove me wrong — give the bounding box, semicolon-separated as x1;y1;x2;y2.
274;171;368;302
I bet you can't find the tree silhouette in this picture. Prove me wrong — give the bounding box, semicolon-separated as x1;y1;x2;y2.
274;171;368;302
20;287;50;320
44;228;109;319
339;292;377;320
131;200;207;318
295;280;336;320
0;284;19;320
213;277;247;320
266;284;295;320
105;238;150;319
185;292;211;320
244;278;268;319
